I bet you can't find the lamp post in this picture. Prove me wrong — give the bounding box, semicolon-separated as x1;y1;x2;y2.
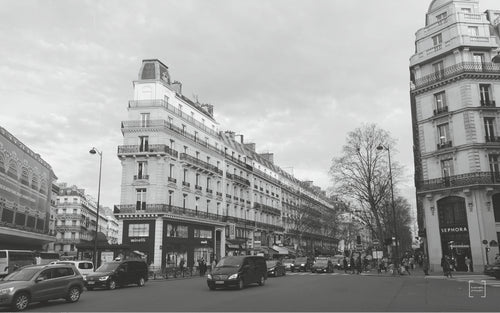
89;147;102;271
377;145;400;271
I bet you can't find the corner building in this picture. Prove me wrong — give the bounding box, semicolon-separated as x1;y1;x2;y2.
115;60;336;271
410;0;500;271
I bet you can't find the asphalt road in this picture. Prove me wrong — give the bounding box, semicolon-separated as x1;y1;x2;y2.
6;272;500;312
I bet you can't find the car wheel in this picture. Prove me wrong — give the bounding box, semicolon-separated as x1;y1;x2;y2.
137;277;145;287
258;275;265;286
11;292;29;311
66;287;81;303
238;278;245;290
108;279;116;290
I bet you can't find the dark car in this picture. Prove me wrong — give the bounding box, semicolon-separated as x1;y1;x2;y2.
311;259;334;273
207;256;267;290
0;263;84;311
291;257;310;272
484;260;500;278
282;258;295;271
85;259;148;290
266;260;286;277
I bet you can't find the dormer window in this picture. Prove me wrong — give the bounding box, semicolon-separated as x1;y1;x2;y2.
432;33;442;47
436;12;447;21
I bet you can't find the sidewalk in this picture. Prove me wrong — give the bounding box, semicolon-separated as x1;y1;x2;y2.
360;267;483;278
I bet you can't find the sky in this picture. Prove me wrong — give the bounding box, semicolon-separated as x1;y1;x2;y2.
1;0;498;214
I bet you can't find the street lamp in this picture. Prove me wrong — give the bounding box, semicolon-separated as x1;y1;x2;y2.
377;145;400;271
89;147;102;271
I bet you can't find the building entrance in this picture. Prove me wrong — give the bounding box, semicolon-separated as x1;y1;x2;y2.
437;197;471;272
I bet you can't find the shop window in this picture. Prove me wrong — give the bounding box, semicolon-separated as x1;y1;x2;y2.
128;223;150;237
166;224;188;238
194;229;212;238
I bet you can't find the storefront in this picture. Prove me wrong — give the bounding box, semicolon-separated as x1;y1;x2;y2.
122;220;156;265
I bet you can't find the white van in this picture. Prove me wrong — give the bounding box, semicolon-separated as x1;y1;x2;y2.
57;260;94;279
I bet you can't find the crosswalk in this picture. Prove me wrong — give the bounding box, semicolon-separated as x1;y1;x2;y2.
287;272;340;276
426;274;500;288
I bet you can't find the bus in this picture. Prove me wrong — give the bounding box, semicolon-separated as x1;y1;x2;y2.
0;250;36;277
37;251;61;265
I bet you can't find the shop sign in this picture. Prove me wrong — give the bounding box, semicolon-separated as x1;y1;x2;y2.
254;240;261;248
201;240;208;245
440;226;468;233
229;223;236;239
129;237;147;243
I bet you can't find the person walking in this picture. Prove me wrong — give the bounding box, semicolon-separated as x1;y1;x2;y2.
356;256;362;275
350;256;356;274
402;258;411;275
441;255;452;278
422;256;429;276
343;257;349;274
179;257;185;277
465;256;472;272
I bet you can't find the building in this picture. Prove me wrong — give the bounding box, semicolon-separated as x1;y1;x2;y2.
0;126;57;250
55;183;115;258
115;59;337;271
410;0;500;272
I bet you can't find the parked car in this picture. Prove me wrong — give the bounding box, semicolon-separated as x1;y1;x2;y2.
266;260;286;277
311;259;334;273
282;258;295;271
84;259;148;290
57;261;94;280
484;260;500;278
207;255;267;290
291;257;311;272
0;263;84;311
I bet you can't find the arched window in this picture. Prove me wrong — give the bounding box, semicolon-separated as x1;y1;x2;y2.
21;168;29;186
7;161;17;180
31;175;39;191
0;153;5;173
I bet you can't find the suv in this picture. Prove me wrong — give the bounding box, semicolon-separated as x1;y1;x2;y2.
0;263;84;311
57;261;94;280
85;259;148;290
207;256;267;290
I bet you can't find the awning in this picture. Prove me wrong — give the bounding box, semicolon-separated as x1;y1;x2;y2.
225;240;241;249
272;245;289;255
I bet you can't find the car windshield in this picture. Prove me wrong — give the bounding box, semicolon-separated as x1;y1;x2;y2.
96;262;119;272
283;259;294;263
3;268;39;281
216;257;242;268
266;261;277;267
314;260;328;265
295;258;307;263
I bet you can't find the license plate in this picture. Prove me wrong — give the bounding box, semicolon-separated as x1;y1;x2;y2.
87;281;95;285
215;281;224;284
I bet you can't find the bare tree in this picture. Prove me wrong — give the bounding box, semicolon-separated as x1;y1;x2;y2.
329;124;403;241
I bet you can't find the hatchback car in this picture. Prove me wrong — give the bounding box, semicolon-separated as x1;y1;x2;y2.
266;260;286;277
56;261;94;280
207;256;267;290
0;264;84;311
85;259;148;290
311;259;334;273
282;258;295;271
291;257;311;272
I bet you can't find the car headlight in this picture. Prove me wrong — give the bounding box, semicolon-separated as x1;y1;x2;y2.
0;287;14;295
269;267;275;271
493;267;500;270
99;276;109;281
301;264;305;266
228;273;238;280
207;274;212;279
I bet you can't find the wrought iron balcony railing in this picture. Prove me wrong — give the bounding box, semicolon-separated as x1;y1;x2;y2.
480;99;496;107
437;141;453;150
168;177;177;183
133;174;149;180
253;203;281;216
117;144;178;158
433;106;448;116
182;181;190;187
485;136;500;143
180;153;223;175
417;171;500;192
115;204;225;222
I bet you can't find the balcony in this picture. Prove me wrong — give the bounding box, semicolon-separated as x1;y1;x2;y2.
133;174;149;181
226;173;251;187
417;171;500;192
182;181;190;188
480;99;496;107
168;177;177;183
206;188;213;194
224;155;253;171
433;106;448;116
412;62;500;91
233;196;239;201
195;185;203;191
437;141;453;150
55;238;81;244
114;204;225;222
180;153;223;176
117;144;178;158
253;203;281;216
216;191;223;197
485;136;500;143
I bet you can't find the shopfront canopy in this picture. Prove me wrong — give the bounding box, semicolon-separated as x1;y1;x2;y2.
272;245;289;255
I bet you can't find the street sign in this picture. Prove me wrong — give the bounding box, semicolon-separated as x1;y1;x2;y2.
372;239;380;246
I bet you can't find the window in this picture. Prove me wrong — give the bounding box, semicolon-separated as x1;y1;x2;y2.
437;123;450;145
194;229;213;238
480;84;492;105
166;224;188;238
473;53;485;64
461;8;471;13
484;117;496;141
139;136;149;152
136;188;147;210
433;61;444;78
441;159;454;178
137;161;148;179
169;164;174;178
468;26;479;37
140;113;150;127
436;12;447;21
489;154;500;178
432;33;442;46
182;124;186;134
129;223;150;237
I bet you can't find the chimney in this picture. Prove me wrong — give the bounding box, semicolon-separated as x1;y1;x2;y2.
244;143;256;152
235;134;244;144
172;81;182;94
259;153;274;164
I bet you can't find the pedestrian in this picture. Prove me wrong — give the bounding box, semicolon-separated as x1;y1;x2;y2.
350;256;355;274
179;257;185;277
422;256;429;275
356;256;362;274
402;258;411;275
465;256;472;272
409;256;415;270
441;255;452;278
343;257;349;274
211;259;217;272
383;257;388;273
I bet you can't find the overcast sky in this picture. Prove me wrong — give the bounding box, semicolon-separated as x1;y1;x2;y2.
1;0;498;213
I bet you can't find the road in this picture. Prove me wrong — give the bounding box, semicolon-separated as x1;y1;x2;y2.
6;271;500;312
